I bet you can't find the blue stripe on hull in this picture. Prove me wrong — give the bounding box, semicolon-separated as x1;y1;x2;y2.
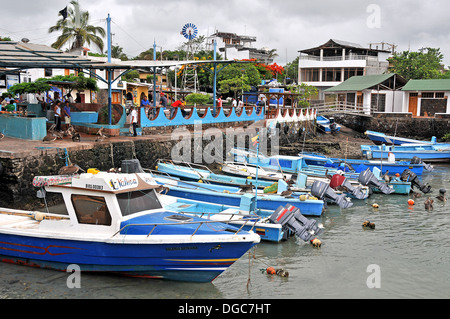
0;233;256;283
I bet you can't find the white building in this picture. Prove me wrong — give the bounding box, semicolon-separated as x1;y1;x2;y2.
206;31;275;64
298;39;392;100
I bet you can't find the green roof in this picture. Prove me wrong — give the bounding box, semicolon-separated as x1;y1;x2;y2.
401;79;450;91
324;73;395;92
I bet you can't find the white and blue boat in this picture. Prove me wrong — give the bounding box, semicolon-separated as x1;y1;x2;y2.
364;130;438;146
316;116;341;133
298;152;428;175
361;143;450;163
155;176;327;216
0;171;260;283
159;195;287;243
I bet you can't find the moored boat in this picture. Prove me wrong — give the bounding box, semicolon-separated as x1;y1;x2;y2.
0;170;260;283
361;143;450;162
364;130;438;146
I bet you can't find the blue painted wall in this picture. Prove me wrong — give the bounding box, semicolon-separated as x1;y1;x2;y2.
0;114;47;140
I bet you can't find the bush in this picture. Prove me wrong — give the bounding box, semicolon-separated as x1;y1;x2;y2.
185;93;209;105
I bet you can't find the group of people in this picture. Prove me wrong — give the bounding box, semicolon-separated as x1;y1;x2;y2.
0;94;18;112
52;100;72;132
140;92;187;121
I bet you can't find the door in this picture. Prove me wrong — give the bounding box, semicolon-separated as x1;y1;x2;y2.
408;93;418;116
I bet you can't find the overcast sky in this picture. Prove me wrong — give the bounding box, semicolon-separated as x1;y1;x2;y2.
2;0;450;66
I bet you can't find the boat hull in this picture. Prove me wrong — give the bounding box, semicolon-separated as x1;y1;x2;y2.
0;231;257;283
362;147;450;163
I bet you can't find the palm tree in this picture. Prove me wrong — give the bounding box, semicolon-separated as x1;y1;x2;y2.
48;1;106;53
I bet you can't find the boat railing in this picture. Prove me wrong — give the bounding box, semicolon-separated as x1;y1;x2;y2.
112;217;258;238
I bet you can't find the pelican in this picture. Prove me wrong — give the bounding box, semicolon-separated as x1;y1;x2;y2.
42;134;57;143
424;197;434;211
58;164;85;175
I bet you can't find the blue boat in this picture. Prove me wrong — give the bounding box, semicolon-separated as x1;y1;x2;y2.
229;149;412;195
316;115;341;133
153;175;327;216
299;152;427;175
361;143;450;163
159;195;287;242
0;171;260;283
365;130;438;146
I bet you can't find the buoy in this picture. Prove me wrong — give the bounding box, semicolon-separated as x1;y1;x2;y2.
362;220;375;229
372;203;379;208
299;194;307;201
34;212;46;221
155;165;158;170
408;199;415;205
266;267;276;275
310;238;322;247
198;180;203;183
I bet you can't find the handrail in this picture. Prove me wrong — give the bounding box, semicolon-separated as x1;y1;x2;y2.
112;217;259;238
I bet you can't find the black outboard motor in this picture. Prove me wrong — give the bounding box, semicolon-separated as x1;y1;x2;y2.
400;169;432;194
329;117;338;134
358;168;395;194
310;180;353;208
269;204;324;242
410;156;433;171
329;174;368;200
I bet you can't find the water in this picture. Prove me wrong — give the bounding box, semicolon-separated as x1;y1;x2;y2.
1;165;449;299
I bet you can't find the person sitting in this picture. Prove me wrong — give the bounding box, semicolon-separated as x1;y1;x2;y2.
6;99;16;112
171;100;187;118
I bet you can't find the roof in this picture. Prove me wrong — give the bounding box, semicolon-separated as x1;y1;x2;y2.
324;74;399;92
401;79;450;91
299;39;391;54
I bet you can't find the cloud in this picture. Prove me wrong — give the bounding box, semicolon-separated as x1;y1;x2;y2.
2;0;450;66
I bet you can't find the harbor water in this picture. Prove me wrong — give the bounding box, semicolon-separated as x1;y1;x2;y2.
0;164;449;299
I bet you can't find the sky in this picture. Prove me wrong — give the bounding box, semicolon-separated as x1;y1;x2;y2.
2;0;450;66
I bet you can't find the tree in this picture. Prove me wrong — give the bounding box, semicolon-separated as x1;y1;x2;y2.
388;48;444;81
218;77;251;98
48;0;106;52
287;83;318;108
108;45;128;60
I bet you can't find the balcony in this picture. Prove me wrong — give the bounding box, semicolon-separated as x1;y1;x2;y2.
299;54;380;62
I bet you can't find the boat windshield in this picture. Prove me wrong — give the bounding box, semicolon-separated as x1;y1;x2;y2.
116;189;163;217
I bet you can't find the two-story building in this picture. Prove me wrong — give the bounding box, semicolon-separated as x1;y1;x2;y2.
298;39;391;101
206;31;275;64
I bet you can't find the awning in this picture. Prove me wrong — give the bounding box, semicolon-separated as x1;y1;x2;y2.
324;74;398;92
401;79;450;91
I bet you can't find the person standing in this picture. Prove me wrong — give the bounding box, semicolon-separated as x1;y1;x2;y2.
63;101;71;126
54;101;62;131
130;106;138;137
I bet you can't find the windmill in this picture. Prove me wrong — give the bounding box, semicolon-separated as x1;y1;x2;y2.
181;23;199;92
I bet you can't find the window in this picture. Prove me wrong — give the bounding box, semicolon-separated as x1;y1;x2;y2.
300;68;319;82
116;189;163;217
422;92;434;98
371;93;386;112
322;68;342;82
71;195;112;226
44;69;52;77
435;92;445;98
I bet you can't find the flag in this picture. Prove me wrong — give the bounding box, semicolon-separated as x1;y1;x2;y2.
252;134;259;146
59;6;68;20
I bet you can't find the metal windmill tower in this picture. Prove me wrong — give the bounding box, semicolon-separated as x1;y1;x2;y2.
181;23;199;92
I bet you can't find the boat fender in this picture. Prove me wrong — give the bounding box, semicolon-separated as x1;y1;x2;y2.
299;194;307;201
265;267;276;275
34;212;46;221
362;221;375;229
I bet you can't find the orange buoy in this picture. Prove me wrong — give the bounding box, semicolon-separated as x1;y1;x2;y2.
408;199;415;205
266;267;276;275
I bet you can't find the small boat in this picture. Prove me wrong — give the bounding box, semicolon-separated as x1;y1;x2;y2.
316;116;341;133
154;175;328;216
299;152;428;175
0;169;260;283
361;143;450;163
159;195;286;242
364;130;438;146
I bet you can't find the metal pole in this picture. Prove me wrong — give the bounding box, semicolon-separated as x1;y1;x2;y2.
213;40;217;117
153;41;157;107
107;14;112;125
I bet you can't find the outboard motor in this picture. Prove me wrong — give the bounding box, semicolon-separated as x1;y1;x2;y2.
400;169;432;194
358;168;395;195
121;159;145;173
329;117;337;133
329;174;368;200
310;180;353;208
410;156;433;171
269;204;324;242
